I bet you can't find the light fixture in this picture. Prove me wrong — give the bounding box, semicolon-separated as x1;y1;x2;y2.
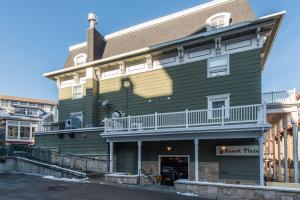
166;146;172;151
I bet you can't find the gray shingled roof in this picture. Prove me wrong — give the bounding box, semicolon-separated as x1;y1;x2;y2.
64;0;255;68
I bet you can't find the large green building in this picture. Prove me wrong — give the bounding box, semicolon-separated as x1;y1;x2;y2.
36;0;290;186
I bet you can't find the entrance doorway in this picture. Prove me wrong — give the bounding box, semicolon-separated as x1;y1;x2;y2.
159;156;189;186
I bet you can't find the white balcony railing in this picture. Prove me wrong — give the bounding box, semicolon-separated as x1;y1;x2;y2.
104;104;266;133
262;89;296;104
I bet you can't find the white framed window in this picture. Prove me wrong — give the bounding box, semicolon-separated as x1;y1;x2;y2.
6;120;36;141
206;12;231;31
207;94;230;119
70;112;83;128
207;55;229;78
0;99;10;107
72;84;83;100
73;53;87;66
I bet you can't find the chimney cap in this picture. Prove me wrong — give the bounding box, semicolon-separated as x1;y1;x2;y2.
88;13;97;28
88;13;97;21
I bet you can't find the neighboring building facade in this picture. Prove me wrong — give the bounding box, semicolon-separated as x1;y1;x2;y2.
0;95;57;145
37;0;295;186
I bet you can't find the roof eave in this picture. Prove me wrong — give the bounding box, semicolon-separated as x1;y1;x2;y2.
44;11;285;79
260;11;286;70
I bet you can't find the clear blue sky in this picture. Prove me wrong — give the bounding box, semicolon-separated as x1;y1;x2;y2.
0;0;299;101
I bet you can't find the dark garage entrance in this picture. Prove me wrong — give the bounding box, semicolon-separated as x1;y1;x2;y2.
160;156;189;186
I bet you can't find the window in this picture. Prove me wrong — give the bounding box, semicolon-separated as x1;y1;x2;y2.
27;109;38;116
207;55;229;78
207;94;230;119
0;99;9;107
206;12;231;31
74;53;87;66
20;126;30;139
15;108;26;115
72;84;83;99
7;124;18;139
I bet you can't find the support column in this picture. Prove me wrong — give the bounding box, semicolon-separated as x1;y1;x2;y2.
283;117;289;182
194;138;199;182
292;110;299;183
293;124;299;183
138;141;142;175
278;124;282;181
272;126;277;181
109;142;114;173
259;134;264;186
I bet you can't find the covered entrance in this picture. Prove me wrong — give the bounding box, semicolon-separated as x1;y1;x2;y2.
159;156;189;185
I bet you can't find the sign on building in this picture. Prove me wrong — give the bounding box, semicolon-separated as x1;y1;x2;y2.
216;145;259;156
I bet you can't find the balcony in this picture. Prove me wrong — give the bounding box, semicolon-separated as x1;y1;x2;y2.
262;89;296;104
104;104;267;134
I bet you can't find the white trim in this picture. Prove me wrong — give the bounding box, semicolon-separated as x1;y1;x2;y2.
73;53;87;66
69;42;87;51
72;84;84;100
259;10;286;20
105;0;235;39
44;11;285;78
207;93;231;118
206;12;231;31
158;155;190;178
5;120;36;143
207;54;230;78
43;21;252;78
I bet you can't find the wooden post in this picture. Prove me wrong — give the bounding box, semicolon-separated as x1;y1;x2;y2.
109;142;114;173
194;138;199;182
259;134;264;186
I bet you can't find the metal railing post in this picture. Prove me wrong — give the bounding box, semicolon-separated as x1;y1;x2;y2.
128;115;131;132
155;112;158;130
221;106;225;126
185;109;189;128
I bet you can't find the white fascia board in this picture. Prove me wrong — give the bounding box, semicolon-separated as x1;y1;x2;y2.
43;22;249;78
69;42;87;51
259;10;286;20
104;0;235;39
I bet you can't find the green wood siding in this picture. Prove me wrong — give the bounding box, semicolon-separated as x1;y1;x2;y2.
99;49;261;121
58;79;99;127
115;142;137;174
34;131;108;155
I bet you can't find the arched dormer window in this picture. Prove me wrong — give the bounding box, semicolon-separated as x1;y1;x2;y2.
73;53;87;66
206;12;231;31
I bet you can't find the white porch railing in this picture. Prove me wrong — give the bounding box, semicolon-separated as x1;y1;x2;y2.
262;89;296;104
104;104;266;133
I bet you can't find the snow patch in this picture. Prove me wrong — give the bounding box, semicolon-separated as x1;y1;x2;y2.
177;192;198;197
42;175;89;183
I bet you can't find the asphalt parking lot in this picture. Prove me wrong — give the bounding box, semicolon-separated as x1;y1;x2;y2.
0;173;208;200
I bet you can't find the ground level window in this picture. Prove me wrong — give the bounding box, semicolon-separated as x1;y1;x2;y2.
6;120;36;141
7;125;18;139
20;126;30;139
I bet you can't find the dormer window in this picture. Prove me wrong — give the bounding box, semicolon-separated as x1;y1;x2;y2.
206;12;231;31
74;53;87;66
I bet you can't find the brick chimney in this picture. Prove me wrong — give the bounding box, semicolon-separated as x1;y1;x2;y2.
87;13;105;62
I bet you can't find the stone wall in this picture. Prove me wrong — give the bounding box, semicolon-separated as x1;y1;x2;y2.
105;174;155;185
31;149;108;173
0;157;86;179
175;180;300;200
199;162;219;181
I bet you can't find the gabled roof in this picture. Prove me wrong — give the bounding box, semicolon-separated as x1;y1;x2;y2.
63;0;255;68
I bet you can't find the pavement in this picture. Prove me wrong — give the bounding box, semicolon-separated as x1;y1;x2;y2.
0;173;209;200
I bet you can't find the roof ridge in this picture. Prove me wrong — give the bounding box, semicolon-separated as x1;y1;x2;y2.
0;95;57;105
104;0;236;40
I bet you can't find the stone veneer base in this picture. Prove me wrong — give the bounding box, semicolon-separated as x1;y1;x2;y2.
175;180;300;200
